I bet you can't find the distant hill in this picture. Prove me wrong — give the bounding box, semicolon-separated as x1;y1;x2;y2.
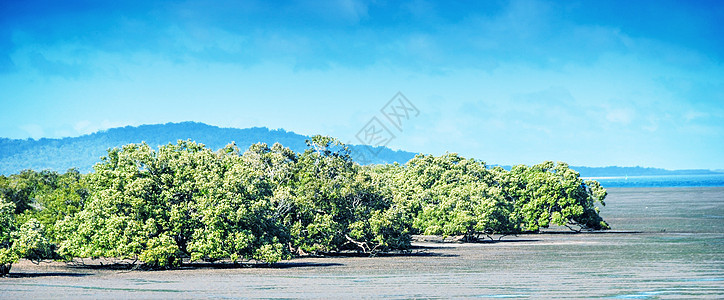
0;122;417;174
1;122;721;177
571;166;722;178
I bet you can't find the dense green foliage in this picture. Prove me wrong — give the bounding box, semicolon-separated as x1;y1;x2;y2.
0;136;609;273
1;199;55;276
1;169;83;275
53;137;413;268
55;141;291;268
379;154;608;241
0;198;17;275
281;137;411;254
500;162;608;232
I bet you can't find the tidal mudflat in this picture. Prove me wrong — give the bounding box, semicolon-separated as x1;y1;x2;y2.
2;187;723;298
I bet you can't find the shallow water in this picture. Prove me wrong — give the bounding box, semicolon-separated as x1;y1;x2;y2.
590;174;724;188
2;187;723;298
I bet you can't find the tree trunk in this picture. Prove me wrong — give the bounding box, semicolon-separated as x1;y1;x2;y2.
0;263;11;277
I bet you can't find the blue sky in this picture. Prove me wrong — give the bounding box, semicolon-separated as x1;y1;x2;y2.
1;0;723;169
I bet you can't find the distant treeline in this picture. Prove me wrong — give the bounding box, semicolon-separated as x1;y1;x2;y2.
1;136;608;275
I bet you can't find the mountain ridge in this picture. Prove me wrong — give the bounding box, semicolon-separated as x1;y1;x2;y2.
1;122;721;177
0;121;416;174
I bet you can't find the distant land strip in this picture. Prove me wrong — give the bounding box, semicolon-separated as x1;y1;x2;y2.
1;122;721;177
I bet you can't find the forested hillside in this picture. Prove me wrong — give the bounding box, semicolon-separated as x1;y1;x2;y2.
0;122;416;174
1;122;719;176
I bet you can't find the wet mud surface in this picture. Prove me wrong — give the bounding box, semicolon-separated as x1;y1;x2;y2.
2;187;723;298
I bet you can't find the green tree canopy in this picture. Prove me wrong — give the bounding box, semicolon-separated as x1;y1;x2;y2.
1;137;609;272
